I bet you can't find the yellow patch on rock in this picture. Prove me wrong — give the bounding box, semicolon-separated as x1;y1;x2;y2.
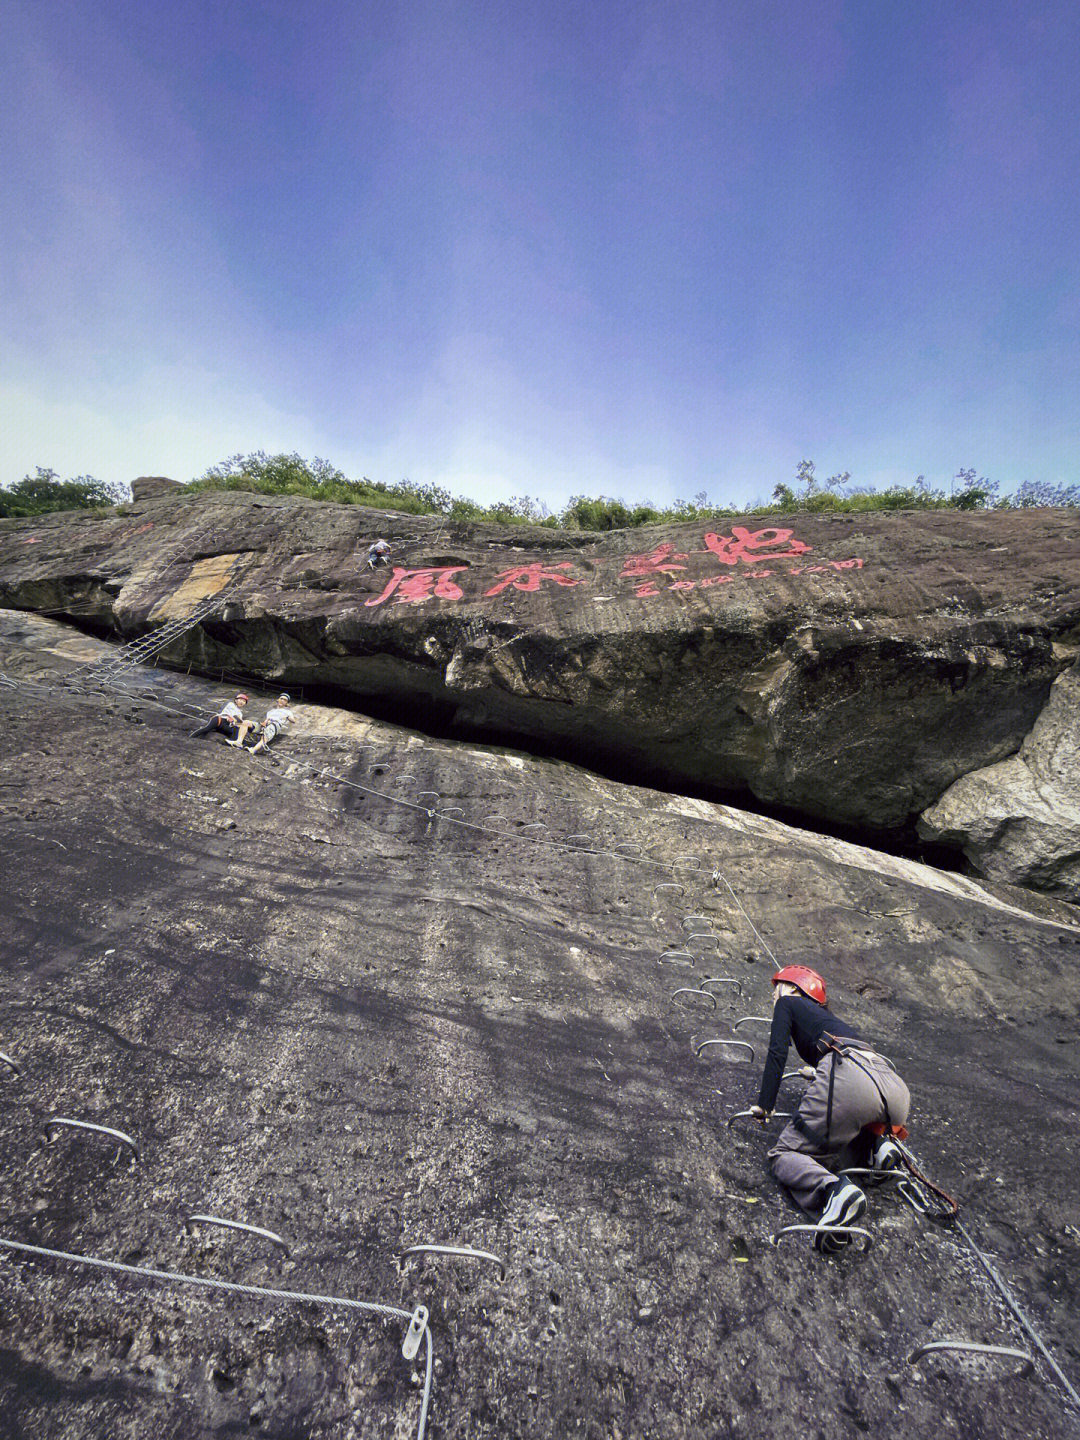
147;554;240;621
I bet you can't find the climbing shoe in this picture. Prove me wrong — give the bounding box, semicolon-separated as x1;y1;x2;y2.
817;1177;867;1231
870;1136;903;1172
815;1228;853;1255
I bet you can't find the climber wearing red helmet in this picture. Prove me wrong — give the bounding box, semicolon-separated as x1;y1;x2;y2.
750;964;911;1252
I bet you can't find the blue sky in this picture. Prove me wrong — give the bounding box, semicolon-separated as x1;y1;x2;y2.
3;1;1077;507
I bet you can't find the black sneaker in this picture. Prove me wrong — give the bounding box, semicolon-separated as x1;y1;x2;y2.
815;1228;852;1255
871;1136;903;1172
818;1177;867;1230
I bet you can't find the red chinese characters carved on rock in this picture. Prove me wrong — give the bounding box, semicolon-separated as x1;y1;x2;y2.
365;566;469;607
703;526;812;566
619;543;689;579
483;562;585;598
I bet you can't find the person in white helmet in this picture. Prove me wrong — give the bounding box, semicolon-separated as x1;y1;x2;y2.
248;693;296;755
192;692;249;741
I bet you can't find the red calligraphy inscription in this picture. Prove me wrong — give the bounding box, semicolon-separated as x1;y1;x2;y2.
483;562;584;598
620;543;689;579
703;526;812;566
365;565;467;607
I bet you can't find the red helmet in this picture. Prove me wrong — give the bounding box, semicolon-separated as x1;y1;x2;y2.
772;965;827;1005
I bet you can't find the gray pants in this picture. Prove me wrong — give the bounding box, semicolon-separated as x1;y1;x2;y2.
769;1048;910;1213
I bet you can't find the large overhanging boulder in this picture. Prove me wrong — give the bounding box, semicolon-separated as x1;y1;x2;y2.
919;659;1080;901
0;490;1077;833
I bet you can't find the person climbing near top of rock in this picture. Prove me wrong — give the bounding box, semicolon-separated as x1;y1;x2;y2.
750;964;909;1253
367;538;391;568
191;692;249;742
247;693;296;755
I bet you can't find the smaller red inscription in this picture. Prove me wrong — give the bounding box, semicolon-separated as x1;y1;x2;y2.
365;565;468;607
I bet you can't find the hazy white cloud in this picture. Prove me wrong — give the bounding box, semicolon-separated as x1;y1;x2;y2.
0;366;335;489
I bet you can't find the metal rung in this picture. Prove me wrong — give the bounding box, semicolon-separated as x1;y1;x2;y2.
612;842;641;854
46;1117;139;1161
0;1050;20;1076
682;916;712;929
699;977;742;996
438;807;465;818
520;822;546;832
908;1340;1034;1376
733;1015;772;1032
771;1224;874;1250
695;1039;755;1062
838;1167;905;1185
185;1213;291;1256
669;988;717;1010
400;1244;506;1280
565;834;595;845
672;857;701;871
728;1109;793;1127
685;933;721;951
658;950;695;966
652;883;685;897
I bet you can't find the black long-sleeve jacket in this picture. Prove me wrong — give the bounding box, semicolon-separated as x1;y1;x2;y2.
757;995;861;1113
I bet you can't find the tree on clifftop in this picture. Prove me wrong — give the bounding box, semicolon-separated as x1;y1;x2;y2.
0;468;130;517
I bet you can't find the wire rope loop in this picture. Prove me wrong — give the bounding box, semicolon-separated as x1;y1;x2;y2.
658;950;696;967
0;1050;20;1076
699;977;743;997
45;1117;139;1161
694;1038;755;1062
733;1015;772;1032
185;1213;291;1257
907;1340;1035;1377
728;1109;793;1127
669;988;717;1011
400;1244;507;1281
771;1224;874;1250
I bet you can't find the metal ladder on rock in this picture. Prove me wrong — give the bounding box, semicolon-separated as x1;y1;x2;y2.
75;586;239;690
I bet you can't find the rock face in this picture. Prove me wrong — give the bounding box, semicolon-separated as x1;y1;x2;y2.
920;660;1080;901
1;611;1079;1440
0;491;1078;841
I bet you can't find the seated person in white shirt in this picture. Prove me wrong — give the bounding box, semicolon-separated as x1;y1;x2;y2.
240;694;297;755
192;692;249;741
